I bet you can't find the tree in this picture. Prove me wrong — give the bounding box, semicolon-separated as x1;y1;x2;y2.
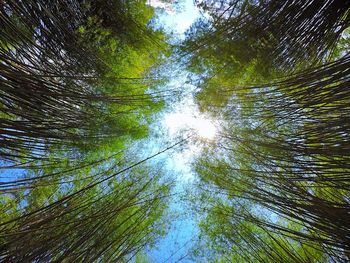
0;1;175;261
0;0;168;163
184;0;350;261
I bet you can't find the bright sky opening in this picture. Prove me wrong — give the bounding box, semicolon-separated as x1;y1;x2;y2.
148;0;200;35
164;111;217;140
146;1;205;262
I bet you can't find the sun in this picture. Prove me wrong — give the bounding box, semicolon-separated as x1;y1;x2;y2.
164;112;217;140
192;116;217;140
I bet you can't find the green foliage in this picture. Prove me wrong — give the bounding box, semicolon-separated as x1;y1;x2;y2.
0;0;173;261
184;0;350;262
2;0;350;262
0;0;169;162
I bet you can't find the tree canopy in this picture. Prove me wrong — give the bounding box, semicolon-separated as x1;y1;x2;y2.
183;0;350;262
1;0;350;262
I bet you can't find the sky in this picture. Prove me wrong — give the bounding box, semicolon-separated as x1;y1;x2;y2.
146;1;212;262
148;0;200;37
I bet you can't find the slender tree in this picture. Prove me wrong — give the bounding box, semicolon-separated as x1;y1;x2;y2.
185;0;350;261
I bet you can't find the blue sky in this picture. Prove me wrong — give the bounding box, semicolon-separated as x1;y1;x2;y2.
146;1;205;262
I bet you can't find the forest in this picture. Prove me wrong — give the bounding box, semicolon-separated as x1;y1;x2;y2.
0;0;349;262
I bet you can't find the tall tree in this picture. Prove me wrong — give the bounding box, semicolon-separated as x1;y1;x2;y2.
0;0;168;163
184;0;350;261
0;1;176;261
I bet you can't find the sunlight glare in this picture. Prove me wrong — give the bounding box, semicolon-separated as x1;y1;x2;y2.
194;117;217;140
164;112;217;140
